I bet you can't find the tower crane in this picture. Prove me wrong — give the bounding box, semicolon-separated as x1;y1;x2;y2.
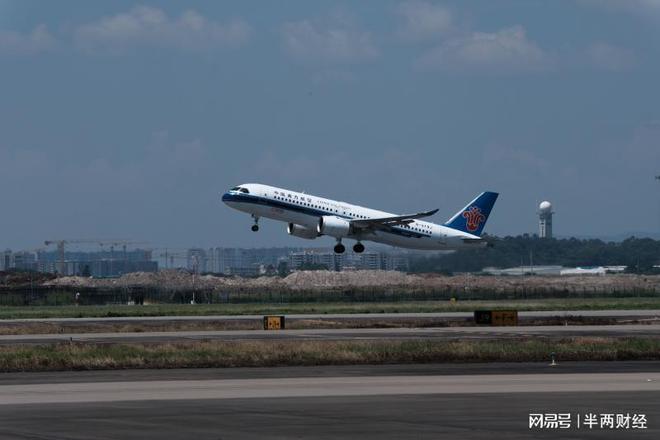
157;250;188;269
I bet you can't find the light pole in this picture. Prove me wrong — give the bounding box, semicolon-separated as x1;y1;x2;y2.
191;255;199;304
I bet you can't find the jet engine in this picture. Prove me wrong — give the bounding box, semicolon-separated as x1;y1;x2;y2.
317;216;351;238
287;223;318;240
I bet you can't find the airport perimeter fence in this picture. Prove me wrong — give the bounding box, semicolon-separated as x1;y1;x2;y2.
0;284;659;306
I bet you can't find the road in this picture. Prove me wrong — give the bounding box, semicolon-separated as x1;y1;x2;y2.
1;324;660;345
0;364;658;439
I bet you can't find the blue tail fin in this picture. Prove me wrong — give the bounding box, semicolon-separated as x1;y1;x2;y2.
444;191;498;236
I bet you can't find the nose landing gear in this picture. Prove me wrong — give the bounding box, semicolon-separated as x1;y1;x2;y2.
251;215;259;232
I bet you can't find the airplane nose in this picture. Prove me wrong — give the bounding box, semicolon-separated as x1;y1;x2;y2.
221;192;232;203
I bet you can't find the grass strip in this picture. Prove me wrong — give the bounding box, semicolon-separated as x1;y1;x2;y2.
2;298;660;320
1;337;659;372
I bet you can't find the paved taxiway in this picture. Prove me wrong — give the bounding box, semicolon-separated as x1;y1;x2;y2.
0;364;658;439
4;309;660;323
1;324;659;345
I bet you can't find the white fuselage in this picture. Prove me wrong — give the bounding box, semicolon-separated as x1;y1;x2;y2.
222;183;483;250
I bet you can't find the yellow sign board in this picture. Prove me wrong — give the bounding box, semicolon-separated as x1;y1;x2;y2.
264;315;285;330
474;310;518;326
491;310;518;326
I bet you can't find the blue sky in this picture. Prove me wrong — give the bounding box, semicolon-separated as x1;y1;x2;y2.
1;0;659;250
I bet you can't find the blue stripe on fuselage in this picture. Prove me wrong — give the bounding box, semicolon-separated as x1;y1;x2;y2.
221;192;430;239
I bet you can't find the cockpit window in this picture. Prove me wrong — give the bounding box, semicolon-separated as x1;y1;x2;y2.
230;187;241;191
240;188;249;194
230;186;250;194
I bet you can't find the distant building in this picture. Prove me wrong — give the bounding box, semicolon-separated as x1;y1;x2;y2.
200;247;410;275
559;266;627;276
1;249;12;271
208;247;302;275
0;250;38;272
538;201;554;238
482;265;627;276
288;249;409;272
187;248;207;273
482;265;563;276
12;252;37;271
380;253;410;271
34;249;157;277
289;250;341;271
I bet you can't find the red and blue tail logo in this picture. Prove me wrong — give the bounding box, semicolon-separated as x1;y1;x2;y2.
444;191;498;236
462;206;486;232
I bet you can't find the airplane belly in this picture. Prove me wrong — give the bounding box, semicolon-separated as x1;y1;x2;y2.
233;201;319;228
371;232;446;250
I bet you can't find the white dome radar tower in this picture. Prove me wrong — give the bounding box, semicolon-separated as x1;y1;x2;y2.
538;201;553;238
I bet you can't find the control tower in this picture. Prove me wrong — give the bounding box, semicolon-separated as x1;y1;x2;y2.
538;201;553;238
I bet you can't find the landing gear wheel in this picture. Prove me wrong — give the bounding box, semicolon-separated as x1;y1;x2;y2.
353;242;365;253
334;243;346;254
251;215;260;232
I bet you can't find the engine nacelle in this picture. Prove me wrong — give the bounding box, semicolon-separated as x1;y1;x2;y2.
317;215;351;238
287;223;318;240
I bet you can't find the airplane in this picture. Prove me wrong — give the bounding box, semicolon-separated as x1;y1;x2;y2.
222;183;498;254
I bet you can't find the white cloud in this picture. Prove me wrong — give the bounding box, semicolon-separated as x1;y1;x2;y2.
416;25;551;73
0;25;56;55
75;5;251;53
587;43;636;71
281;19;378;65
395;1;453;42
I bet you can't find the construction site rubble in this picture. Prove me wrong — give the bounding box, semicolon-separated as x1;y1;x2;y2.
38;269;660;293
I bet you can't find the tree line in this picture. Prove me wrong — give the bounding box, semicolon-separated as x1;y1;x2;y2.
409;235;660;274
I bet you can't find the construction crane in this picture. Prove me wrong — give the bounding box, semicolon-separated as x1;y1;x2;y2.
43;239;149;276
157;250;188;269
98;241;150;272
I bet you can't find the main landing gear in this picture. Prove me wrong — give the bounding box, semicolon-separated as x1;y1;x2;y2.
251;215;259;232
334;239;345;254
334;240;365;254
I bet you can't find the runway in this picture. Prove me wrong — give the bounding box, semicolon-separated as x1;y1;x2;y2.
3;372;660;405
1;324;659;345
0;364;658;439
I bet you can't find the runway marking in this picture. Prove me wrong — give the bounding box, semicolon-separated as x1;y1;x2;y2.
1;373;660;405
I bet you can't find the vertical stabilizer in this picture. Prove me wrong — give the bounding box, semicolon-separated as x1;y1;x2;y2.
444;191;498;236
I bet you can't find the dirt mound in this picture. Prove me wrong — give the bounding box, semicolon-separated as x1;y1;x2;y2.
283;270;416;289
0;270;57;287
39;270;660;293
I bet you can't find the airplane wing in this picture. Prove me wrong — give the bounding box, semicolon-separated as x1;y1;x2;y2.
350;209;439;229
